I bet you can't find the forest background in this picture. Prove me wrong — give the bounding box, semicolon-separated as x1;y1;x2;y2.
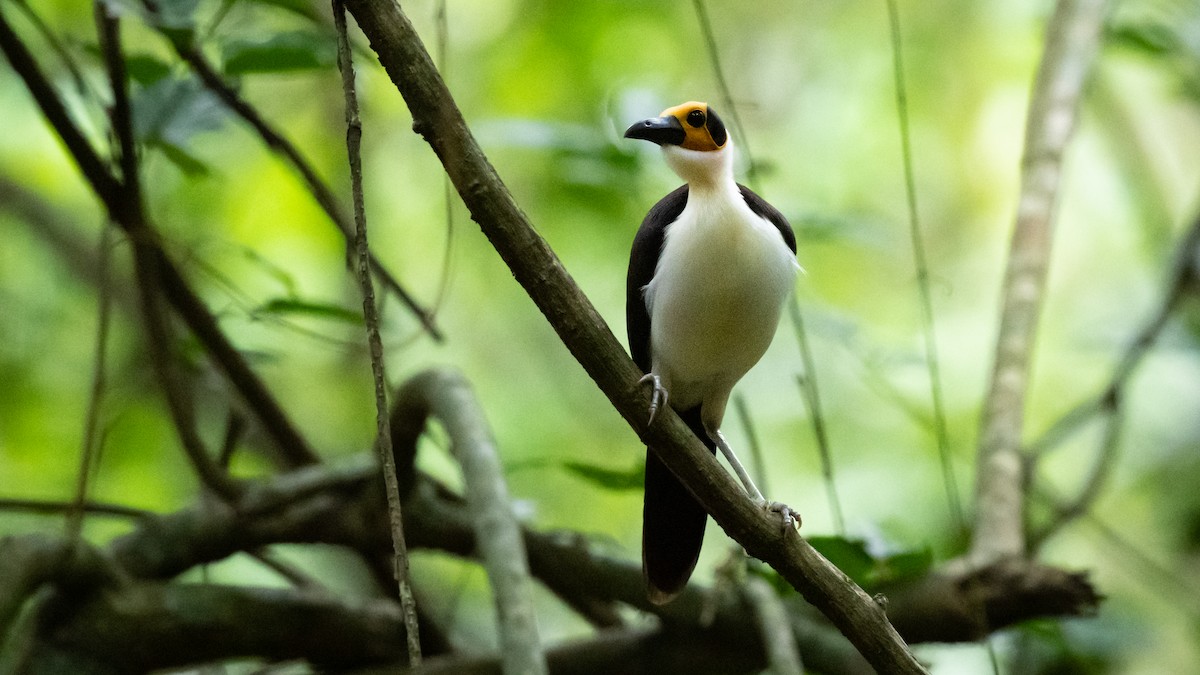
1;0;1199;672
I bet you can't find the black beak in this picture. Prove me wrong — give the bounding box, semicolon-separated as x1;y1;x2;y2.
624;115;686;146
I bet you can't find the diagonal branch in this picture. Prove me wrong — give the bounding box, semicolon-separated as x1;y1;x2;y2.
340;2;924;671
972;0;1111;565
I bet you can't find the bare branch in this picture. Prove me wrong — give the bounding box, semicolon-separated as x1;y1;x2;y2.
883;559;1101;643
1;437;1096;672
333;1;422;662
31;582;410;672
394;370;547;674
972;0;1111;564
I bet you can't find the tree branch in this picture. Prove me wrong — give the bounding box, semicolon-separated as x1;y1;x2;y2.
333;0;422;661
339;2;924;671
397;370;547;674
30;582;410;673
972;0;1111;564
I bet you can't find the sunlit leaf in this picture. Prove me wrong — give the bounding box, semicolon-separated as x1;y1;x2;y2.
222;31;336;75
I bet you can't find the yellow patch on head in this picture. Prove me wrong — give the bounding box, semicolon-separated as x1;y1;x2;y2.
659;101;727;152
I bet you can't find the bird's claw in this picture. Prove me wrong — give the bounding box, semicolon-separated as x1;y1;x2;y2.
756;498;800;534
638;373;668;425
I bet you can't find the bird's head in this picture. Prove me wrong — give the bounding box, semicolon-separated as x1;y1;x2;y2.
624;101;733;187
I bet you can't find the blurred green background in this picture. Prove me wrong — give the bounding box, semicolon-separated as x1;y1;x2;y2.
2;0;1199;672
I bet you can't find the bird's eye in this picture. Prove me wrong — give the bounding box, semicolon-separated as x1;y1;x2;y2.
686;109;706;127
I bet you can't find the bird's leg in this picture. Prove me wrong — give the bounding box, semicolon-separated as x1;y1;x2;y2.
638;373;669;425
713;431;799;533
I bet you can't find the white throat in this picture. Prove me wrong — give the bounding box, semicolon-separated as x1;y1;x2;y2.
662;141;735;191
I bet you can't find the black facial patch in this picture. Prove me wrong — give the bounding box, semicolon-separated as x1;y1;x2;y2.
705;107;727;147
686;109;706;128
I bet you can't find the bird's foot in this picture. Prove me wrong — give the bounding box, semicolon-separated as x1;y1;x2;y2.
756;498;801;534
638;373;669;425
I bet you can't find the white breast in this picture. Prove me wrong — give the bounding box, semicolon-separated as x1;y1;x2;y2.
643;184;799;413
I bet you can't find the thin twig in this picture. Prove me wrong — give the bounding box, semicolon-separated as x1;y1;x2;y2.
67;222;115;544
94;2;241;500
0;7;121;206
733;393;770;498
1026;213;1200;545
331;1;421;664
0;497;152;520
972;0;1111;564
691;0;758;186
789;300;846;535
10;0;91;100
884;0;963;531
430;0;457;318
1027;214;1200;461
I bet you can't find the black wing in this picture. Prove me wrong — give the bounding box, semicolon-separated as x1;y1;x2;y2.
738;183;797;254
626;184;688;373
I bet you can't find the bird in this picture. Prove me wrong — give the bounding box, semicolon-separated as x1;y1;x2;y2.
623;101;800;604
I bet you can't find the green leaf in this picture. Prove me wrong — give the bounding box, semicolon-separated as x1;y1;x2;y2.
806;536;875;587
868;547;934;587
252;298;363;325
1109;22;1177;56
125;54;172;85
222;31;335;75
158;0;199;29
559;460;644;492
132;75;227;174
156;141;210;176
133;75;227;147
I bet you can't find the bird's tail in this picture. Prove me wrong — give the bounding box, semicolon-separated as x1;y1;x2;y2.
642;405;715;604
